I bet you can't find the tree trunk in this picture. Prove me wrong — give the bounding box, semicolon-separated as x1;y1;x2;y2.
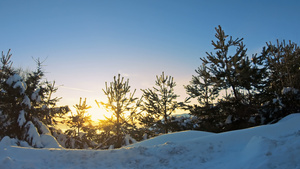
164;102;168;134
116;113;120;148
164;113;168;134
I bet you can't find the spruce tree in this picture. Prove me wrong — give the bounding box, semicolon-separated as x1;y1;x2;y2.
0;50;66;147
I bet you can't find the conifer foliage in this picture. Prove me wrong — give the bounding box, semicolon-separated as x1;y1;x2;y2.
139;72;183;134
96;74;138;148
260;40;300;123
186;26;265;132
63;97;95;149
67;97;92;137
201;25;260;101
1;26;299;150
0;50;66;148
186;26;300;132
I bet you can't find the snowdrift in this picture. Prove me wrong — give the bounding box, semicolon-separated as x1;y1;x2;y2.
1;113;300;169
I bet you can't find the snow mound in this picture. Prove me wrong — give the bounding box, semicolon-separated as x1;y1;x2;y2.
128;130;214;148
0;136;17;148
40;134;63;149
0;113;300;169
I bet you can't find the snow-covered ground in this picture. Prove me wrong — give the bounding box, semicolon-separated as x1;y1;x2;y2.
1;114;300;169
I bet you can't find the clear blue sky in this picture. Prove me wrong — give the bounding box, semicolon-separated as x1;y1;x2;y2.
1;0;300;119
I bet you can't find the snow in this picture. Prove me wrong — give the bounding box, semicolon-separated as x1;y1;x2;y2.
125;134;137;146
0;136;17;147
22;95;31;108
24;121;43;148
1;113;300;169
17;110;26;127
31;89;41;103
6;74;22;86
33;118;51;135
33;119;63;148
282;87;299;95
127;130;214;148
40;134;63;149
225;114;232;124
13;81;27;94
6;74;27;94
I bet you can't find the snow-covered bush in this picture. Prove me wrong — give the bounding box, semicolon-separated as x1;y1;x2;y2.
0;50;65;148
261;87;300;123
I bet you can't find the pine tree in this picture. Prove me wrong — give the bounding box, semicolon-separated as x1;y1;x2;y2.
67;97;92;137
260;40;300;122
185;63;218;106
201;25;251;101
186;26;265;131
261;40;300;94
139;72;182;134
96;74;138;148
184;62;221;132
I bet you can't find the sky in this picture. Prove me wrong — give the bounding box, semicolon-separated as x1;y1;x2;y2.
1;0;300;120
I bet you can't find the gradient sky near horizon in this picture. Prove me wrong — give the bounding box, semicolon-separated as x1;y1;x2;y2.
1;0;300;120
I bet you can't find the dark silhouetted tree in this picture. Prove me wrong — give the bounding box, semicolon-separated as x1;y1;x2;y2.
67;97;92;137
260;40;300;123
139;72;183;134
96;74;138;148
186;26;265;132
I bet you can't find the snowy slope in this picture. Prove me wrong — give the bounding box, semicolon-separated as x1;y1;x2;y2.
1;114;300;169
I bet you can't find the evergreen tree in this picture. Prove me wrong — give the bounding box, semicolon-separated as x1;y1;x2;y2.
260;40;300;122
67;97;92;137
24;58;64;125
186;26;265;132
96;74;138;148
185;63;218;106
139;72;182;134
184;62;222;132
0;49;25;139
201;25;252;101
0;49;66;147
261;40;300;94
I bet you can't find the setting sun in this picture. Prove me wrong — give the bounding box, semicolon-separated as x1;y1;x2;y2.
88;106;109;121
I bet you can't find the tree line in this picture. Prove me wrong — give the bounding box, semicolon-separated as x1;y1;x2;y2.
1;25;299;149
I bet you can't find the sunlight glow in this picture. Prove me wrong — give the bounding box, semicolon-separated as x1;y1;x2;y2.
89;107;109;121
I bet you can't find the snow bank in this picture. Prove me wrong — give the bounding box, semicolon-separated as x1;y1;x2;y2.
127;130;214;148
0;113;300;169
0;136;17;148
